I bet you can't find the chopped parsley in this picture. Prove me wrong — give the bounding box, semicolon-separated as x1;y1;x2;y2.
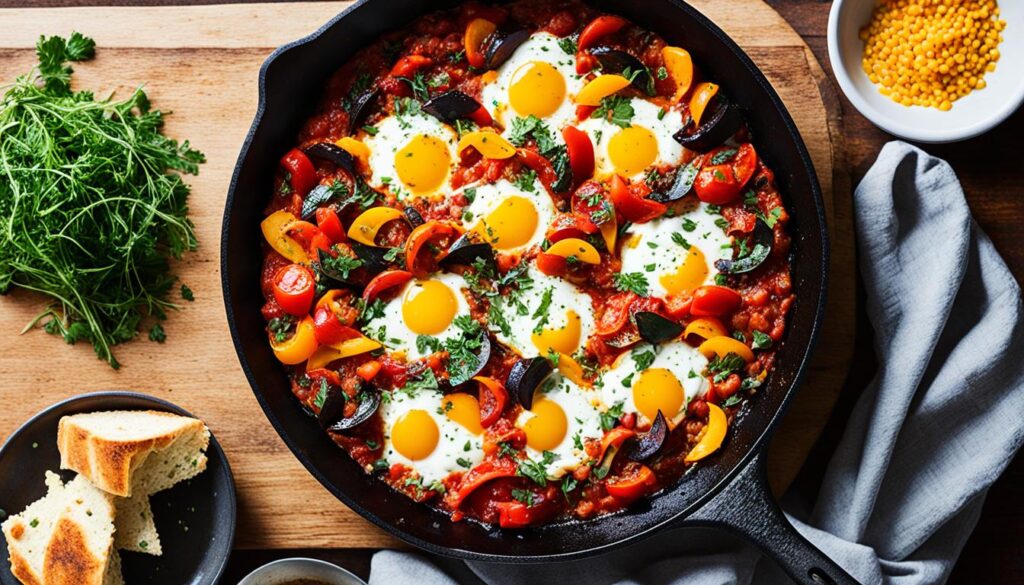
707;352;746;383
710;148;738;165
511;488;536;507
321;253;363;280
752;330;773;350
517;451;556;486
614;272;649;296
671;232;691;250
600;401;625;431
557;36;577;55
268;316;295;343
591;95;634;128
531;286;555;333
444;315;486;385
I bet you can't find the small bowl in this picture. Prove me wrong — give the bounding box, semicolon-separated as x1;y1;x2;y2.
828;0;1024;143
238;558;367;585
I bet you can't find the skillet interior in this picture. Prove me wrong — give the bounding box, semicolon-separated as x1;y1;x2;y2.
222;0;827;561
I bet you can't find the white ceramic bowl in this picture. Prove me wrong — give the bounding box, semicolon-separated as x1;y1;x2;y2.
237;558;368;585
828;0;1024;143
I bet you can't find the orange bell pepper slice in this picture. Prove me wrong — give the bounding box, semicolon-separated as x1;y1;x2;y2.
684;403;727;463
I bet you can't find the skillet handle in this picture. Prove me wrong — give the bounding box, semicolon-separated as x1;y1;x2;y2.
686;450;861;585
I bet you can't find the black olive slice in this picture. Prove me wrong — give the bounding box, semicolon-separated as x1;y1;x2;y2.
484;29;530;70
351;243;392;273
634;311;683;345
422;91;484;124
348;88;379;134
715;219;772;274
623;410;668;462
506;357;554;410
672;96;743;154
304;142;357;176
438;232;495;269
448;334;492;387
327;390;382;432
649;161;699;203
403;206;425;228
590;46;655;96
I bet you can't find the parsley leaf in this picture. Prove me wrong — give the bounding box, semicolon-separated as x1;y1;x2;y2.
752;330;773;350
613;272;649;296
591;95;634;128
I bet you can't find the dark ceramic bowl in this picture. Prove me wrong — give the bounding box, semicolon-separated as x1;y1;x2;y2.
0;391;236;585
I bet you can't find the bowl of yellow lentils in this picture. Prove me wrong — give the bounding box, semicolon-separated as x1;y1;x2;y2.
828;0;1022;143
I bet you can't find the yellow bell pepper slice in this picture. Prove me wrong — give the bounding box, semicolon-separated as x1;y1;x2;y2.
683;318;728;342
575;74;632;106
698;335;754;363
271;316;319;365
306;335;382;371
261;210;310;264
335;136;371;168
457;131;517;160
555;353;589;387
544;238;601;264
689;82;719;126
684;403;727;463
599;213;617;254
347;206;404;246
662;46;694;103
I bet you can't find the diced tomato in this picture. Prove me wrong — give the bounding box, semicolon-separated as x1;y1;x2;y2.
475;376;508;428
468;106;493;127
609;175;666;223
595;291;636;336
575;104;597;121
576;15;628;74
496;501;537;529
535;252;568;277
281;148;317;196
562;126;594;186
690;286;742;317
546;213;598;243
390;55;433;78
272;264;315;316
312;304;360;344
356;360;382;382
362;270;413;302
606;465;656;500
663;293;692;320
315;207;346;243
694;144;758;205
288;221;332;255
446;459;518;510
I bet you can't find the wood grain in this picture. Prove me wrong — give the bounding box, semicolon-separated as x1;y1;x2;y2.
0;1;853;548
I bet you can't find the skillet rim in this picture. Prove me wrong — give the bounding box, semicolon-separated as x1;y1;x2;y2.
221;0;829;562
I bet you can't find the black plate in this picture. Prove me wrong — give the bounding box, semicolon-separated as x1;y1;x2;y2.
0;392;236;585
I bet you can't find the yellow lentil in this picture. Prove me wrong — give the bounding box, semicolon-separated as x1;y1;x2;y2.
859;0;1006;110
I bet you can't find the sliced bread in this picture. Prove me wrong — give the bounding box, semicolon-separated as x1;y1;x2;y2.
1;472;121;585
57;410;210;498
113;492;161;556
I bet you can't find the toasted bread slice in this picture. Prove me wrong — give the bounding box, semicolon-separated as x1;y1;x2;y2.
57;410;210;498
113;492;161;556
2;472;120;585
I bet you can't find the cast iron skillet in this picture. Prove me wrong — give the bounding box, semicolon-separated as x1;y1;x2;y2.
222;1;856;583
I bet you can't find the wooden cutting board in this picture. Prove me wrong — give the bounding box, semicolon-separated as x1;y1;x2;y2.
0;1;854;549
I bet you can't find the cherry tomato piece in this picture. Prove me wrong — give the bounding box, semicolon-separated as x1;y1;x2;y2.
390;55;433;78
280;148;317;196
356;360;382;382
446;459;519;510
690;285;743;317
535;253;568;276
362;270;413;303
578;15;628;51
315;207;346;244
468;106;494;127
464;18;498;69
609;175;666;223
312;304;360;345
547;213;598;243
474;376;508;429
405;221;457;277
515;149;560;193
272;264;316;316
606;465;657;500
693;144;758;205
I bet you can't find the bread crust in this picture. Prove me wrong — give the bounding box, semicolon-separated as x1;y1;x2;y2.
42;517;105;585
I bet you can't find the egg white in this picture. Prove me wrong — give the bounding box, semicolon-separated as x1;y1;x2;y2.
481;32;585;135
577;98;685;181
458;176;557;253
619;202;733;298
379;388;485;485
599;341;709;427
488;264;596;359
363;110;459;199
516;372;605;479
364;272;473;360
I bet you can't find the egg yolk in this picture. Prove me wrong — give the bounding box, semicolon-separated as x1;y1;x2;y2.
391;409;439;461
521;397;568;452
633;368;685;422
608;126;658;177
509;61;566;118
531;310;581;356
661;246;708;295
443;393;483;435
402;280;457;335
476;195;538;250
395;134;451;195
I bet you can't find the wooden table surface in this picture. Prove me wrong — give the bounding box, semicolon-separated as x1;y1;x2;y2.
5;1;1023;584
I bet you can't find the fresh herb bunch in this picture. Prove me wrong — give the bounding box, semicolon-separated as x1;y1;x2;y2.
0;33;204;368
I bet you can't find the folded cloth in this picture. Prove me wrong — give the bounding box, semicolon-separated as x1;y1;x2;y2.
369;142;1024;585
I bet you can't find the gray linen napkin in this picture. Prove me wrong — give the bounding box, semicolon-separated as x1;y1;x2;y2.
369;141;1024;585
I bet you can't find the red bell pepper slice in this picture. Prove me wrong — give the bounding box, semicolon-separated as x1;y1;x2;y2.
390;55;433;78
598;427;635;463
468;106;494;127
595;291;637;336
281;148;318;196
362;270;413;303
405;221;457;277
356;360;382;382
287;220;332;255
496;501;544;529
562;126;594;186
546;212;598;243
315;207;346;244
690;285;742;317
475;376;508;429
605;465;656;500
515;149;560;194
535;252;569;277
446;459;518;510
575;15;628;74
272;264;315;316
312;304;361;345
609;175;667;223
